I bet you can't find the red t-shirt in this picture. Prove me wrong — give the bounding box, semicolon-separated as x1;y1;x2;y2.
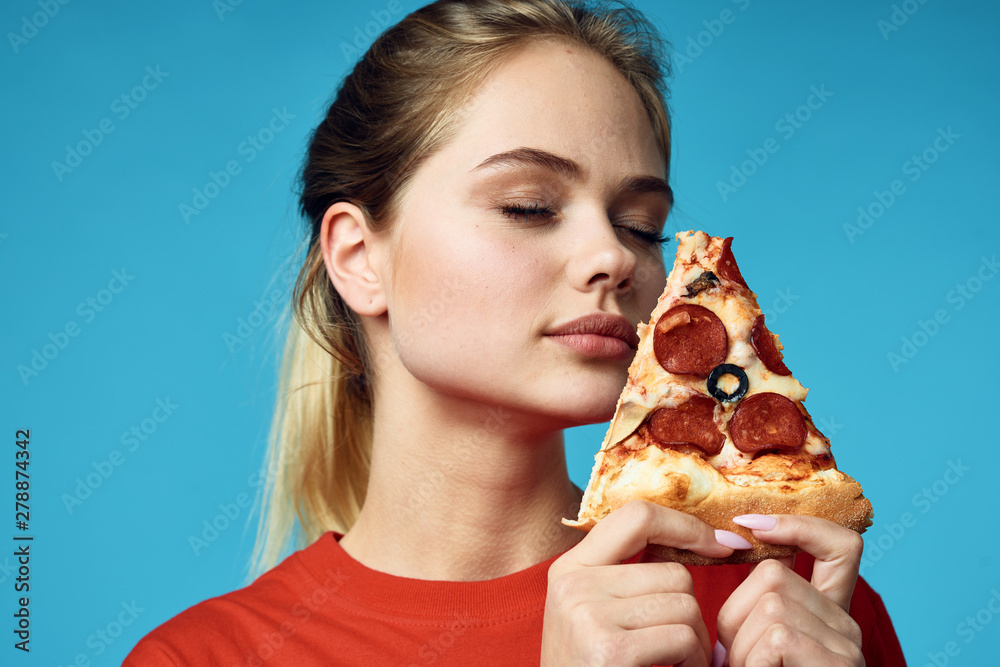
123;532;905;666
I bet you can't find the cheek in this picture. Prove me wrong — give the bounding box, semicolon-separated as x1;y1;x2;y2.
388;221;555;386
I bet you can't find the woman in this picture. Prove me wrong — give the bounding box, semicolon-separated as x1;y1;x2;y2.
125;0;905;664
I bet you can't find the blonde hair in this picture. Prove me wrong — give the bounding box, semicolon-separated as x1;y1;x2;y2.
248;0;674;579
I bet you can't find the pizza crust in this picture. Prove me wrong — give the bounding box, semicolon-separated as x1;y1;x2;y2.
563;440;874;565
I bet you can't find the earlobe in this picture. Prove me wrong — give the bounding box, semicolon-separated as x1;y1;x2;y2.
318;202;387;317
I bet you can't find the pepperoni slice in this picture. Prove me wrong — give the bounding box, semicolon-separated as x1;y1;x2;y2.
750;314;791;376
653;304;728;378
717;237;748;288
729;392;807;453
648;395;725;456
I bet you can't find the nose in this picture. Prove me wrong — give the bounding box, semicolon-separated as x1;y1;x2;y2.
566;212;638;296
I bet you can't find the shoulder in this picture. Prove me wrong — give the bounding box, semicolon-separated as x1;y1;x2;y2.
123;538;339;666
122;587;267;666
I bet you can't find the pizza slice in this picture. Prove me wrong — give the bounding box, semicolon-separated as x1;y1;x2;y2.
563;230;873;565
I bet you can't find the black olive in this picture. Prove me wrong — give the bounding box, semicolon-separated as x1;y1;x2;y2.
706;363;749;403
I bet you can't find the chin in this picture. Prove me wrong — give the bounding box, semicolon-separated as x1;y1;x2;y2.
541;378;623;426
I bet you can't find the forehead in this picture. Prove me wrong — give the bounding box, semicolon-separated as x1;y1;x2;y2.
426;38;666;186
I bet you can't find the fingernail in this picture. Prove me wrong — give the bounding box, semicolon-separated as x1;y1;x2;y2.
732;514;777;531
715;529;753;550
710;640;727;667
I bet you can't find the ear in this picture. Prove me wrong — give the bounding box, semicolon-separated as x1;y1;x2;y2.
318;202;387;317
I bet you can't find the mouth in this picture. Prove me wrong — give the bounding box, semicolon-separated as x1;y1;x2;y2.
544;313;640;359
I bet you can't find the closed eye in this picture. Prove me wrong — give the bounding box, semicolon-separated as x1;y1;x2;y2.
616;223;670;246
499;203;668;247
499;203;556;221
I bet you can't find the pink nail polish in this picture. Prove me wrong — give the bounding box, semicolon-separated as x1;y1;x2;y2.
710;640;727;667
732;514;777;530
715;529;753;550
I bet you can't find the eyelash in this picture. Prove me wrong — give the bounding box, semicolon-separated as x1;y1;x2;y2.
498;203;670;246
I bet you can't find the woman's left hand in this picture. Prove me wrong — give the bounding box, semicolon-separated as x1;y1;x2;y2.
714;514;866;667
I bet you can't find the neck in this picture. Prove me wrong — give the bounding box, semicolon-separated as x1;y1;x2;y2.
338;367;586;581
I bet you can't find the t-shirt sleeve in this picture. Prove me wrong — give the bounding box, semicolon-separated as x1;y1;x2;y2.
120;604;239;667
122;635;182;667
854;576;907;666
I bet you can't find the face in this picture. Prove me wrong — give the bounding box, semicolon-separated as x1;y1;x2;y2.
375;39;670;428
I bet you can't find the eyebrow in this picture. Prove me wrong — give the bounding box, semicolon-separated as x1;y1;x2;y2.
471;146;673;205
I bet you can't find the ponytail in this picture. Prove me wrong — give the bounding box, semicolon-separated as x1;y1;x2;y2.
248;244;372;580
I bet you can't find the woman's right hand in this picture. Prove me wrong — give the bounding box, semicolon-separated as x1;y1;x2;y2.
541;500;746;667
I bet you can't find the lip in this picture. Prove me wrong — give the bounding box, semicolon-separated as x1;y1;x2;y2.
545;312;640;359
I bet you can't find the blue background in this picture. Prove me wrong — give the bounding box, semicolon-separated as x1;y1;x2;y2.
2;0;997;664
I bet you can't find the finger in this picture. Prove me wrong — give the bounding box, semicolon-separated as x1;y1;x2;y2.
739;622;864;667
726;592;862;667
717;559;859;652
581;561;695;599
771;554;795;570
563;501;736;568
623;624;711;667
599;593;711;657
731;514;863;610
